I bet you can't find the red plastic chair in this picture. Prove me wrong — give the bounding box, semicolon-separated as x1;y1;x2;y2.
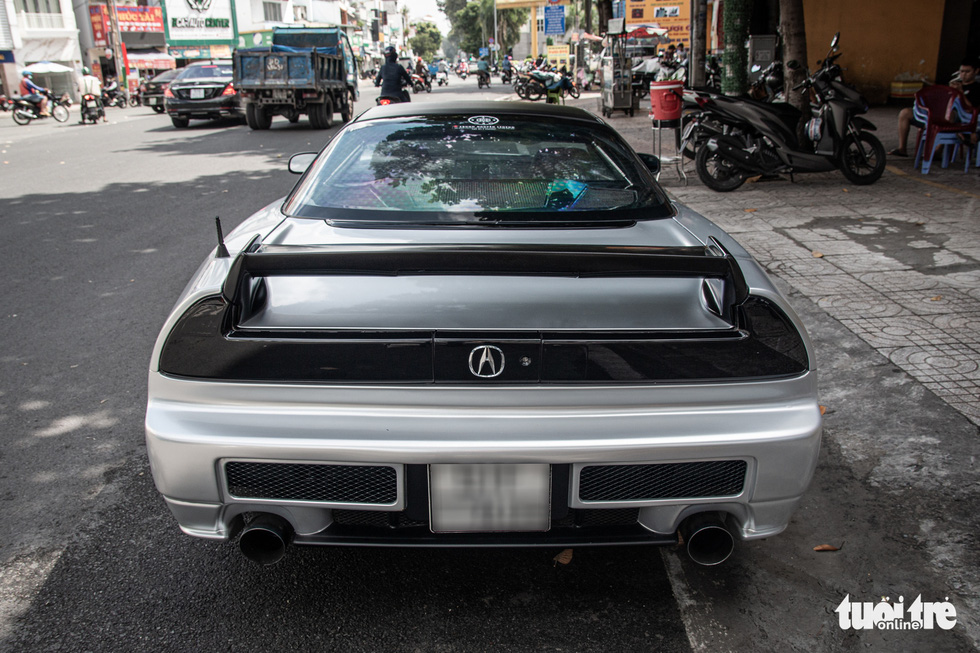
912;86;978;173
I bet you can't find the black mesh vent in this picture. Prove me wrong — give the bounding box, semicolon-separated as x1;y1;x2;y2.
332;510;428;528
573;508;639;526
579;461;747;501
225;462;397;504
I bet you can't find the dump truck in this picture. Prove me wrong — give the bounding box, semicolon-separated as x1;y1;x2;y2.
233;27;359;130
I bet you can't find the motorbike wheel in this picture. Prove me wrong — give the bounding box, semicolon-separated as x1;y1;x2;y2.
839;132;886;185
425;83;431;93
129;95;140;107
525;83;544;102
695;144;746;192
12;108;33;125
52;105;69;122
152;105;165;114
567;85;580;99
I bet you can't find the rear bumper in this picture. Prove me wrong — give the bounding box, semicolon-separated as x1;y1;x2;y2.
165;96;241;118
146;373;822;546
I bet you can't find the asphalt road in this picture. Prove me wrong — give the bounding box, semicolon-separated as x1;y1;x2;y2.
0;79;692;652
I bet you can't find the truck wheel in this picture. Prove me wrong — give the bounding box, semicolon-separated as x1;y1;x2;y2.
311;97;333;129
245;103;271;130
340;91;354;123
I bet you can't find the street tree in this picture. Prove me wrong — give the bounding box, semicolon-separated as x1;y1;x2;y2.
779;0;809;115
411;22;443;60
721;0;751;95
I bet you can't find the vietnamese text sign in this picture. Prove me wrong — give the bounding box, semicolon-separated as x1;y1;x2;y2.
625;0;690;47
544;5;565;36
90;6;164;47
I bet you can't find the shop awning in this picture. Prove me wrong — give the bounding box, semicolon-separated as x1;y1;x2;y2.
127;50;176;70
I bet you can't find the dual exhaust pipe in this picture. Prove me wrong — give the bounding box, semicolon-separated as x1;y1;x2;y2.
237;511;737;566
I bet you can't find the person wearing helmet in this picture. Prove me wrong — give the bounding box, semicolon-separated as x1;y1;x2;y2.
78;66;106;123
19;70;50;116
375;45;411;103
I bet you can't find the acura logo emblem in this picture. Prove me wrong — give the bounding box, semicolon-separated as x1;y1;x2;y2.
469;345;505;378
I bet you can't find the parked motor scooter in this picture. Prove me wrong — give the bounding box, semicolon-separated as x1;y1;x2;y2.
749;60;784;102
688;33;886;191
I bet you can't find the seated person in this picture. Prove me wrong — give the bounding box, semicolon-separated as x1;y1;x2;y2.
889;58;979;156
19;71;49;116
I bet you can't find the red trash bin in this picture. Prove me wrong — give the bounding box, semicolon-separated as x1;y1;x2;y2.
649;81;684;121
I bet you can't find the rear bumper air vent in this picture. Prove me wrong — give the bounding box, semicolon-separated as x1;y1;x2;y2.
579;460;748;502
225;461;399;505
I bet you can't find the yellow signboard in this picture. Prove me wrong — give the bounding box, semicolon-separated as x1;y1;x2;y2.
625;0;691;48
547;44;571;68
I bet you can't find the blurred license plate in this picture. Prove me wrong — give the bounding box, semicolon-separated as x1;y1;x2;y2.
429;464;550;533
190;88;205;99
148;97;159;105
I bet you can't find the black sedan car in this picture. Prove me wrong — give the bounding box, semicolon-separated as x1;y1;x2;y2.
143;68;181;114
164;61;241;128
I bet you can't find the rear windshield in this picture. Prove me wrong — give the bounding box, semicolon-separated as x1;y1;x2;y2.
283;116;673;225
177;64;233;79
150;69;180;83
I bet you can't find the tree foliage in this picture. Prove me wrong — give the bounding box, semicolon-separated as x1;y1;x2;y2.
410;22;443;60
721;0;751;95
438;0;527;58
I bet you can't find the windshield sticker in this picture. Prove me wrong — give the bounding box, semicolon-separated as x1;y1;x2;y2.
453;117;515;131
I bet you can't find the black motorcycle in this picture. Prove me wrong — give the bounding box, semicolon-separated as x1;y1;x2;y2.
749;60;784;102
102;86;128;109
688;33;885;191
11;89;70;125
477;70;491;89
79;93;105;124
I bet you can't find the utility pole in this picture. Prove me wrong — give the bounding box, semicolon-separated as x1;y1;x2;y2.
106;0;126;89
493;0;498;67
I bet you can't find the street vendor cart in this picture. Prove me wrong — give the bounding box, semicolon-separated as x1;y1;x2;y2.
600;18;638;117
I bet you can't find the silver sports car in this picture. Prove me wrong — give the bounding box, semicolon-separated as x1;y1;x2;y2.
146;102;821;566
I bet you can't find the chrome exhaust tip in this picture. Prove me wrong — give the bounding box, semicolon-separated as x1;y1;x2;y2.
680;512;736;566
239;514;293;566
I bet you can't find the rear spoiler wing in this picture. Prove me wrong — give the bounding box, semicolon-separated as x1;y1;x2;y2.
221;239;749;319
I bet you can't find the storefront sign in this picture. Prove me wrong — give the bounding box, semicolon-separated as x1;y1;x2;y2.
625;0;691;47
90;6;164;48
167;44;232;59
162;0;237;47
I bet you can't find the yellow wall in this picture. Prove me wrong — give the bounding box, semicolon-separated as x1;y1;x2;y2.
803;0;946;104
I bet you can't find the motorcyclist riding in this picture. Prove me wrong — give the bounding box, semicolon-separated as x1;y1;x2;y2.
19;71;49;116
477;56;491;85
78;66;106;123
375;45;412;103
